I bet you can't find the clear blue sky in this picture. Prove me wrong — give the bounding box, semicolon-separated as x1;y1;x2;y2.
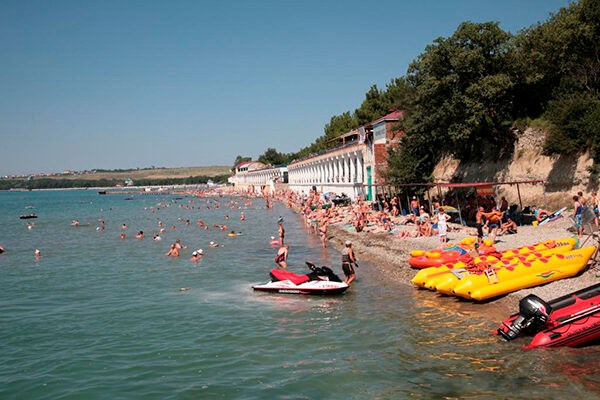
0;0;571;175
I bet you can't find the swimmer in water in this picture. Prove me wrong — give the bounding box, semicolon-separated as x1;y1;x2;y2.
165;243;179;257
191;249;203;262
136;231;144;239
34;249;41;258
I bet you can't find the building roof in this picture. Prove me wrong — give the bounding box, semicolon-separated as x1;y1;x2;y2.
235;161;252;168
327;129;360;143
368;110;404;127
236;161;268;171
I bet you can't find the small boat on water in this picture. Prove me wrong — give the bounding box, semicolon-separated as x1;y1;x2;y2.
19;214;37;219
98;191;107;195
496;283;600;349
253;262;349;295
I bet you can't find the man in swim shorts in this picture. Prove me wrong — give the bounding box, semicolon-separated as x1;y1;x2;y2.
483;207;503;243
341;241;357;285
475;207;485;244
410;196;420;217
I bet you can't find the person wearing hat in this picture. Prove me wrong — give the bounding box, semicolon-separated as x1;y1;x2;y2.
277;217;285;246
341;240;357;285
410;196;420;217
191;249;203;262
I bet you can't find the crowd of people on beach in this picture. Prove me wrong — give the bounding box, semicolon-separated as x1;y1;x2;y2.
267;185;600;253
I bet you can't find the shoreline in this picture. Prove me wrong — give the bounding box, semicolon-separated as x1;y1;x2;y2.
325;216;600;322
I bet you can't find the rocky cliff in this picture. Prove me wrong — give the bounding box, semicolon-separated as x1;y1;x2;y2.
431;127;595;209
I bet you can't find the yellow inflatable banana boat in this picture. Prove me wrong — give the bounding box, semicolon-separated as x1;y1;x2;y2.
453;245;596;301
411;237;578;290
430;240;578;295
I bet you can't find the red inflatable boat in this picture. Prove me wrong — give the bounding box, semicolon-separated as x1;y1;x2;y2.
496;283;600;350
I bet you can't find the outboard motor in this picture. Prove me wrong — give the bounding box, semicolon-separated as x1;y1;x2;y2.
498;294;553;341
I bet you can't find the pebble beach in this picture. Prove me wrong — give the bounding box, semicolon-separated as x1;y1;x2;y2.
324;212;600;320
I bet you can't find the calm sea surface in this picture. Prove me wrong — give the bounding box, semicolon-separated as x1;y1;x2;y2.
1;190;600;399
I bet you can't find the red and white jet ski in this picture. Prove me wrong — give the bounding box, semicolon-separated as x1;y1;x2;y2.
253;262;349;295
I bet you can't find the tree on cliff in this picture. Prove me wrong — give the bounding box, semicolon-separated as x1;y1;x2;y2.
386;21;517;185
286;78;413;160
518;0;600;178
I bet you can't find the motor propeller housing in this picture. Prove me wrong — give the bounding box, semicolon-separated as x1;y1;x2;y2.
498;295;553;341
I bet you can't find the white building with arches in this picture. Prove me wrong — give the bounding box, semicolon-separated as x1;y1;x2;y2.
287;110;403;200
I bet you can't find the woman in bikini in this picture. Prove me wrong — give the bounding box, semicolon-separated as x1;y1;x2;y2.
275;245;289;269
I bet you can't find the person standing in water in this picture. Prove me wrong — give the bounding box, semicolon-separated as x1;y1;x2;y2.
278;217;285;245
341;240;357;285
275;244;289;269
319;221;328;248
165;243;179;257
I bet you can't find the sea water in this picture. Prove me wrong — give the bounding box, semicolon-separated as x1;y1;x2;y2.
1;190;600;399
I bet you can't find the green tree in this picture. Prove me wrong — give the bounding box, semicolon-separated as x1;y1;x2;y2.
258;148;288;165
232;155;252;170
323;112;359;141
517;0;600;171
386;21;517;185
513;0;600;118
383;77;415;113
355;85;390;126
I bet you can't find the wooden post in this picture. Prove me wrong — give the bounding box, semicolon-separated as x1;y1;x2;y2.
516;183;523;211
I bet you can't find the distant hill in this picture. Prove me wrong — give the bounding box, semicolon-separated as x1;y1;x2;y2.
0;166;233;190
45;166;232;181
